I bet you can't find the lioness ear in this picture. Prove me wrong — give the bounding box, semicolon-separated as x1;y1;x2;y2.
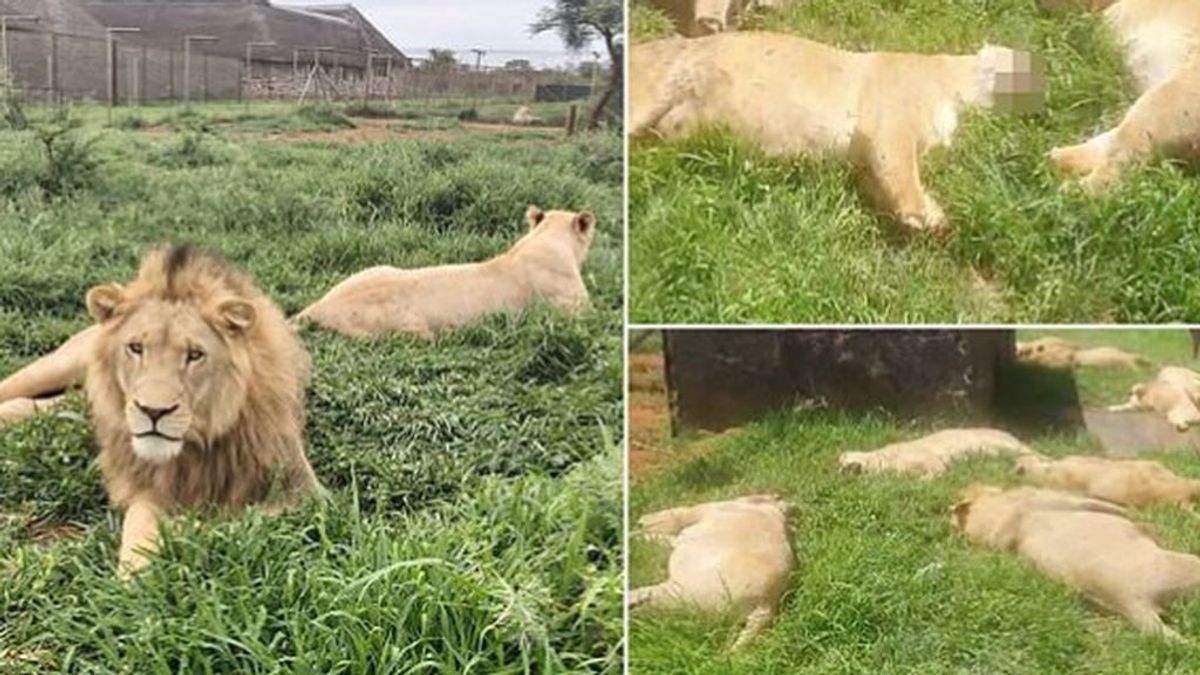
216;298;256;334
951;500;973;526
86;284;125;323
525;205;545;229
574;212;595;235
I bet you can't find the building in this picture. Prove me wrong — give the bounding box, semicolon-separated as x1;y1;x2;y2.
0;0;406;101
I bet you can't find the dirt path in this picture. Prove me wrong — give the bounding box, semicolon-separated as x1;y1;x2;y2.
629;352;670;481
270;117;560;144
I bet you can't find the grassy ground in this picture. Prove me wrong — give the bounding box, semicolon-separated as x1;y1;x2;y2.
630;329;1200;673
629;0;1200;324
0;102;623;673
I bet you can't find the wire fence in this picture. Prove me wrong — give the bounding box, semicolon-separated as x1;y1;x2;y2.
1;28;605;119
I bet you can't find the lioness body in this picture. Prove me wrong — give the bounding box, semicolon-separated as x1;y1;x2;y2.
953;485;1200;639
1050;0;1200;191
631;33;1032;231
631;494;793;650
838;428;1035;478
82;246;320;575
1016;455;1200;506
1015;336;1146;369
296;207;595;338
1108;366;1200;431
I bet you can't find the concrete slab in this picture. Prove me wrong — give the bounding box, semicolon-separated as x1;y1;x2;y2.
1083;408;1200;457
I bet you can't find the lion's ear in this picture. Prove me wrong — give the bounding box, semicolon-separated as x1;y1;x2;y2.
525;205;545;229
86;284;125;323
215;298;256;334
951;499;973;527
574;212;595;235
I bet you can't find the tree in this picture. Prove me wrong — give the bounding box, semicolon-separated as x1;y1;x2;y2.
504;59;534;72
531;0;622;130
423;49;458;71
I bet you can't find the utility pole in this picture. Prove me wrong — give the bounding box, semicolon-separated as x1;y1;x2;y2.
183;34;218;105
471;48;485;71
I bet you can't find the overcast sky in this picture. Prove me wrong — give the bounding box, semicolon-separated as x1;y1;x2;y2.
284;0;605;67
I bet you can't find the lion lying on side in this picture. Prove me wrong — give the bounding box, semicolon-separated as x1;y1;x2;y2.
953;485;1200;639
1016;455;1200;507
1049;0;1200;192
631;32;1042;232
1016;336;1147;369
838;428;1037;478
1108;366;1200;431
0;246;323;576
631;494;794;650
295;206;595;338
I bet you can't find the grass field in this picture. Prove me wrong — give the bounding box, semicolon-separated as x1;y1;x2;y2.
629;0;1200;324
630;329;1200;673
0;101;623;673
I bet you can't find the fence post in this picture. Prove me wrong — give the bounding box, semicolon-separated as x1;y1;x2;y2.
46;30;56;105
565;103;577;137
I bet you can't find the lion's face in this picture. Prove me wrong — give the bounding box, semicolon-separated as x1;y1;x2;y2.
88;286;256;464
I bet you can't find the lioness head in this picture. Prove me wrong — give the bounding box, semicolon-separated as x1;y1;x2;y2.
976;44;1044;113
86;248;262;463
525;205;597;265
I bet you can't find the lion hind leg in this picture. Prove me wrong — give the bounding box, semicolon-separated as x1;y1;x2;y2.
730;605;776;650
0;395;65;429
0;325;96;404
855;132;945;234
629;581;685;611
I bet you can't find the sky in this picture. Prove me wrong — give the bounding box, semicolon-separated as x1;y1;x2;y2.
284;0;605;68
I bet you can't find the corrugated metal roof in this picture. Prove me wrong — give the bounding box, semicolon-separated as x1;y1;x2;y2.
80;1;406;67
0;0;108;38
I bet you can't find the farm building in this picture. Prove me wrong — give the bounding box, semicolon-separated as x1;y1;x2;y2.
0;0;407;101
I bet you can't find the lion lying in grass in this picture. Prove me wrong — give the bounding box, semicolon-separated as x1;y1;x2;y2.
1016;455;1200;506
1108;366;1200;431
838;428;1038;478
295;206;595;338
631;494;794;650
953;484;1200;639
630;32;1042;233
0;246;322;576
1016;336;1147;369
1049;0;1200;192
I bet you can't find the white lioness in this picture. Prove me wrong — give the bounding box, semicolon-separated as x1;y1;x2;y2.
1016;455;1200;507
838;428;1037;478
953;485;1200;639
1050;0;1200;192
0;325;99;429
631;494;794;650
1016;336;1146;369
1108;366;1200;431
630;32;1042;232
643;0;784;37
295;206;595;338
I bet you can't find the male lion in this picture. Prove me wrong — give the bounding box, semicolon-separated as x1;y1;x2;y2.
295;206;596;338
1049;0;1200;192
953;484;1200;639
630;32;1043;232
631;494;794;650
0;246;322;575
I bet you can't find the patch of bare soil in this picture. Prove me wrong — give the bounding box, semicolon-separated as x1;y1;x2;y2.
629;352;669;482
269;118;560;144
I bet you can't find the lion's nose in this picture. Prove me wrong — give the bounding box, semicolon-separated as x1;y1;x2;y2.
135;402;179;423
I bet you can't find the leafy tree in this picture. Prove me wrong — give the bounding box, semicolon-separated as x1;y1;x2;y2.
423;49;458;71
531;0;622;130
504;59;534;71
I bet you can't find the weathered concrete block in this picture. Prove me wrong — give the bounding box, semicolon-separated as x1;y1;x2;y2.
664;329;1014;433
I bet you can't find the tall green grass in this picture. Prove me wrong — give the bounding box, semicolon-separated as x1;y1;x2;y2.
631;329;1200;673
0;103;623;673
629;0;1200;323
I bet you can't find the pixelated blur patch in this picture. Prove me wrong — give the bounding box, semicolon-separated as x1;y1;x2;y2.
993;50;1045;114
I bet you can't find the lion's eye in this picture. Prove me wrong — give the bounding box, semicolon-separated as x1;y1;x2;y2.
186;348;205;363
127;342;143;356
